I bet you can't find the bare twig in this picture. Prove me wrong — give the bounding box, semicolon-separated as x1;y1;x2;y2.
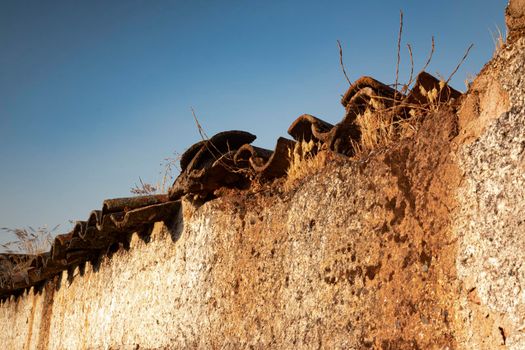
404;43;414;92
191;107;211;142
130;177;157;195
337;40;352;86
191;107;228;162
130;150;181;196
393;10;403;104
191;107;222;157
446;43;474;84
190;108;250;175
420;36;435;74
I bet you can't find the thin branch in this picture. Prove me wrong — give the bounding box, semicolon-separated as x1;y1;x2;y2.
191;108;222;157
405;43;414;91
337;40;352;86
130;177;157;195
420;36;435;74
191;107;223;159
446;43;474;84
393;10;403;104
190;108;248;175
191;107;211;142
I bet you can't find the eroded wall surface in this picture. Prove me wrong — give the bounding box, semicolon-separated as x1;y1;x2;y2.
453;35;525;349
0;109;461;349
2;7;525;350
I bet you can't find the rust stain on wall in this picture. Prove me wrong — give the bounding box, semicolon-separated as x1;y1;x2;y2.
24;293;37;350
37;277;57;350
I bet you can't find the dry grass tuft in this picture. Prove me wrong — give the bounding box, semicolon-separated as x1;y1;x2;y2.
353;109;421;155
283;91;444;188
130;154;180;195
1;225;57;289
353;85;453;156
355;108;396;153
491;25;506;57
0;257;16;289
0;255;32;289
284;140;326;190
1;226;56;255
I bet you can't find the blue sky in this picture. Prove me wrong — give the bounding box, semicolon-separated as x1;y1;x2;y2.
0;0;506;246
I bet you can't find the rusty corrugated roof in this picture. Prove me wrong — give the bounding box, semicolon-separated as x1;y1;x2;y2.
0;196;180;297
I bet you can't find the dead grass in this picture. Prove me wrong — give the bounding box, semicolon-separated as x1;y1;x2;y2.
353;109;421;155
0;225;57;289
284;140;326;190
130;153;181;195
0;255;31;289
283;71;456;189
1;226;56;255
283;80;455;188
491;25;507;57
0;257;15;289
353;78;458;155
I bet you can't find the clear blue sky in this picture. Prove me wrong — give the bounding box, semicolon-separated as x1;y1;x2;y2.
0;0;506;246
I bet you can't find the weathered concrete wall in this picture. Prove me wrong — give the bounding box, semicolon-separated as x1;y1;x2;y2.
453;34;525;349
2;3;525;349
0;109;461;349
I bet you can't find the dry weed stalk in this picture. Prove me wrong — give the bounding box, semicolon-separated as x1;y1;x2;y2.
130;177;158;195
337;40;352;86
403;43;414;94
352;19;472;157
1;226;56;254
191;108;256;178
1;225;57;289
0;255;33;289
191;108;233;165
464;72;476;90
130;153;181;195
446;43;474;85
418;81;447;111
491;25;506;56
356;109;395;152
132;108;259;197
420;36;435;77
393;10;404;104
